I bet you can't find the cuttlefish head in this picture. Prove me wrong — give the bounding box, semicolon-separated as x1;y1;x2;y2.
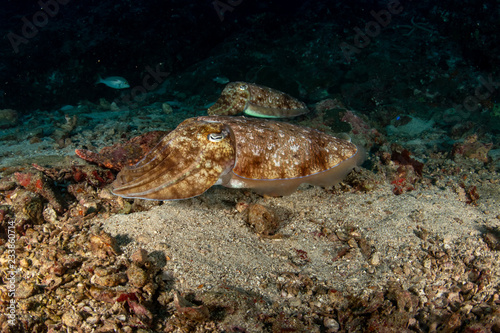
112;118;235;200
207;82;250;116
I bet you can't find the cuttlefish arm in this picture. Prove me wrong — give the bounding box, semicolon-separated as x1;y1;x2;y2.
112;118;235;200
208;82;309;118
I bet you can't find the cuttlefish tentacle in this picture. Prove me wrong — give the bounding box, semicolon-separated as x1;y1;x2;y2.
112;119;235;200
208;82;308;118
112;116;364;200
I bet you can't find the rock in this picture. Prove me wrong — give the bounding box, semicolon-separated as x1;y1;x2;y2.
483;229;500;250
91;272;128;287
127;264;148;288
235;201;249;213
0;177;16;191
173;292;210;322
14;171;65;213
110;102;120;111
52;114;77;143
11;189;44;225
370;252;381;266
324;317;340;331
246;204;280;235
0;109;18;128
99;98;112;110
386;115;434;138
162;102;173;114
130;248;149;266
42;206;58;224
89;231;120;258
452;134;492;163
16;280;38;299
62;310;82;328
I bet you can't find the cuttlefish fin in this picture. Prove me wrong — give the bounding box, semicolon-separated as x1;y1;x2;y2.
244;102;309;118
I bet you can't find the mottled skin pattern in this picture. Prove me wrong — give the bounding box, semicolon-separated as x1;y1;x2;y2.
112;118;235;200
112;116;363;200
207;82;308;118
207;82;249;116
202;117;357;179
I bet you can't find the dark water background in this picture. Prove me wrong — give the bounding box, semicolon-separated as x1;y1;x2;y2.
1;0;499;136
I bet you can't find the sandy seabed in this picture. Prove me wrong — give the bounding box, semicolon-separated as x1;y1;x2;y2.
1;108;499;332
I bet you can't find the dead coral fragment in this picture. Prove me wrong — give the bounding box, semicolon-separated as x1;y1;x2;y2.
381;146;424;195
466;185;480;205
174;292;210;322
343;168;378;192
52;114;77;146
452;134;492;163
75;130;167;171
391;148;424;177
14;170;65;213
482;227;500;251
89;231;121;258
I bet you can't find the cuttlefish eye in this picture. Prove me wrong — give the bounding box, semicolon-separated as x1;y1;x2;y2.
238;84;248;91
207;130;227;142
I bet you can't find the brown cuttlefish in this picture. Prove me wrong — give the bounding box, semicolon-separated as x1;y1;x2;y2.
112;116;364;200
207;82;309;118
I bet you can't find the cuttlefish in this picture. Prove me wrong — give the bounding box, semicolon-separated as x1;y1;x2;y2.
112;116;364;200
207;82;309;118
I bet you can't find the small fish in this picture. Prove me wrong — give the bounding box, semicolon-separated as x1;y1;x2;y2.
212;76;230;84
60;105;75;111
95;75;130;89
